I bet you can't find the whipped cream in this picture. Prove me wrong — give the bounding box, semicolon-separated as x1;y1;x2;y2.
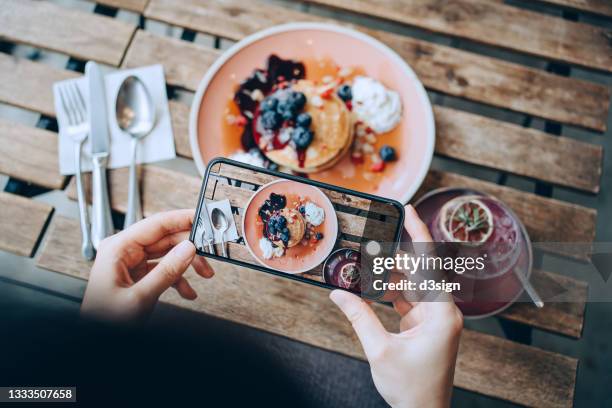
259;238;284;260
230;149;265;168
351;76;402;134
304;202;325;227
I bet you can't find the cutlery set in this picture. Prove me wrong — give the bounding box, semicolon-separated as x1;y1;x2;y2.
197;201;232;257
57;62;155;260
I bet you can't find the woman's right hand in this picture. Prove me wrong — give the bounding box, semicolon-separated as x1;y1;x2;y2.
330;205;463;408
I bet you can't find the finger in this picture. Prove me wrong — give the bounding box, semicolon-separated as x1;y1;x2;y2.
136;240;196;300
145;231;191;258
116;209;195;248
173;276;198;300
329;290;388;356
392;295;414;317
192;256;214;279
379;272;404;303
404;204;432;243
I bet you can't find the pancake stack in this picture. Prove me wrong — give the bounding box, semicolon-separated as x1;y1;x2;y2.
264;80;353;173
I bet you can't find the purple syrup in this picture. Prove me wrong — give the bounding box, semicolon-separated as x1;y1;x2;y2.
234;55;305;152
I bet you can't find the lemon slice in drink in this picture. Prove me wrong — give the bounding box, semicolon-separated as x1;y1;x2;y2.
439;196;494;244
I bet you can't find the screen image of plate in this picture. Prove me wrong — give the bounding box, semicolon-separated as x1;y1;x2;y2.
242;179;338;274
190;22;434;204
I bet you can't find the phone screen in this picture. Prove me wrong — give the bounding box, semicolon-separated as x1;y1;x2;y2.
190;158;405;299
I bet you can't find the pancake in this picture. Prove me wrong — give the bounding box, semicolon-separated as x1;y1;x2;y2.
264;80;353;173
273;209;306;248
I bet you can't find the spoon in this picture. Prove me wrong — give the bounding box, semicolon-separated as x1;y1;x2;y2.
116;75;156;228
211;208;230;257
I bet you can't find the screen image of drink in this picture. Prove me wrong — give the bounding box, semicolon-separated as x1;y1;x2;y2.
193;160;402;297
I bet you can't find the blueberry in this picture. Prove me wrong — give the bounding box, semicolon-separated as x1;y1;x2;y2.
289;92;306;110
278;217;287;227
276;100;296;121
261;110;282;130
281;108;295;121
379;145;397;162
261;97;278;112
269;226;277;235
282;227;289;235
280;233;289;242
291;127;314;149
296;112;312;128
337;84;352;101
315;232;324;240
299;206;305;214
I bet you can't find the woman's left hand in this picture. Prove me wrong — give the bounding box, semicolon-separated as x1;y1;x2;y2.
81;209;214;323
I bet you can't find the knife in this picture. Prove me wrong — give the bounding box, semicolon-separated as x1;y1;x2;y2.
200;201;215;254
86;61;114;249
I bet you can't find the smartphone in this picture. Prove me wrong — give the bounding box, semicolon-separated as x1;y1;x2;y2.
189;157;405;300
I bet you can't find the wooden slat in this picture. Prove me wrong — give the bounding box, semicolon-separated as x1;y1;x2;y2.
64;163;598;258
499;269;588;338
305;0;612;72
0;119;65;189
419;170;597;248
0;53;78;117
0;0;136;66
0;192;53;257
169;92;602;195
169;100;191;158
143;0;610;131
434;106;603;193
122;30;220;91
88;0;150;13
37;215;577;408
65;165;202;216
535;0;612;17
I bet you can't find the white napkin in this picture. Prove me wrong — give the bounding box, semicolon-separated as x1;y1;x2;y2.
53;64;176;175
205;199;240;244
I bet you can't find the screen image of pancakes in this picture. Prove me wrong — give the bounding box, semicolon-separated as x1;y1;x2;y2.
242;180;338;274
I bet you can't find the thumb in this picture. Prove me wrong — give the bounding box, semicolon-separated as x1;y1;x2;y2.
330;290;388;356
136;240;196;300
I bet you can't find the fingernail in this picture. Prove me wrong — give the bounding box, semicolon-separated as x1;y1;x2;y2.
329;290;346;307
175;240;195;259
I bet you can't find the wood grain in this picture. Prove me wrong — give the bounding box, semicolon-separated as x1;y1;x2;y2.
420;170;597;250
37;215;578;408
0;0;136;66
535;0;612;17
88;0;150;13
0;192;53;257
65;165;202;216
0;53;78;117
499;269;588;338
305;0;612;72
144;0;610;131
122;30;220;91
0;119;65;189
169;100;191;158
434;106;603;192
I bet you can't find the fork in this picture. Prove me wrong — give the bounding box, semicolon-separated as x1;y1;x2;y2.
197;216;215;254
58;82;95;260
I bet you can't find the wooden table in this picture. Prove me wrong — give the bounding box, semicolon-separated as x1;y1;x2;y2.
0;0;609;406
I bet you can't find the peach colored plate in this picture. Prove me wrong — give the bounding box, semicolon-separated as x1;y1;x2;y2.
242;180;338;274
190;22;435;204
